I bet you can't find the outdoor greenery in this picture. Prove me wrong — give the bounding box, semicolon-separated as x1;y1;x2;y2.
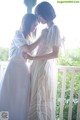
0;48;9;61
56;48;80;120
59;48;80;66
0;47;80;119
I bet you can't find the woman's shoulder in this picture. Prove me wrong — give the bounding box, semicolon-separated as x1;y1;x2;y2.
14;30;24;39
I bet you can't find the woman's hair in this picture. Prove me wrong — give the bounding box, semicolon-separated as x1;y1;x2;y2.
21;13;37;38
35;1;56;22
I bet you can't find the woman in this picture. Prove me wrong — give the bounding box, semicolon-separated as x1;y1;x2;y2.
0;13;38;120
23;2;61;120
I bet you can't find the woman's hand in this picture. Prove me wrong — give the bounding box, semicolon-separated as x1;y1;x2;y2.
27;54;33;60
23;52;33;60
23;52;27;59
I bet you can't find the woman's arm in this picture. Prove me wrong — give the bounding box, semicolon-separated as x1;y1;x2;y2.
21;37;41;53
23;46;59;60
22;28;48;53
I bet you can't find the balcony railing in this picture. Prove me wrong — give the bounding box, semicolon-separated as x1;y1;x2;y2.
0;61;80;120
58;66;80;120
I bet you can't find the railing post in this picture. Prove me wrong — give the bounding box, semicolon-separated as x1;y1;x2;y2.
76;89;80;120
68;70;75;120
0;62;7;80
59;70;66;120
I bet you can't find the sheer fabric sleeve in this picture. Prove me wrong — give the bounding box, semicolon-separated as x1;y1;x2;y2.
14;38;27;48
46;25;61;47
13;31;30;48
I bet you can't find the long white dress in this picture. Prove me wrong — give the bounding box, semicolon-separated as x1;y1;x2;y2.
28;24;61;120
0;30;30;120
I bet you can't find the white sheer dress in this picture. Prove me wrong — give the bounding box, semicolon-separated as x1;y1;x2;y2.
0;30;30;120
28;24;61;120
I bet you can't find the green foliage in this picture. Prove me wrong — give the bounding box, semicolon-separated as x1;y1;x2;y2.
56;72;80;120
56;48;80;120
59;48;80;66
0;48;9;61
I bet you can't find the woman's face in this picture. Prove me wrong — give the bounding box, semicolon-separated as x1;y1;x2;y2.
30;20;38;33
35;12;46;24
37;15;46;24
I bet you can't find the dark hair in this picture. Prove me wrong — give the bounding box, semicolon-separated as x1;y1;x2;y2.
35;1;56;22
21;13;37;38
